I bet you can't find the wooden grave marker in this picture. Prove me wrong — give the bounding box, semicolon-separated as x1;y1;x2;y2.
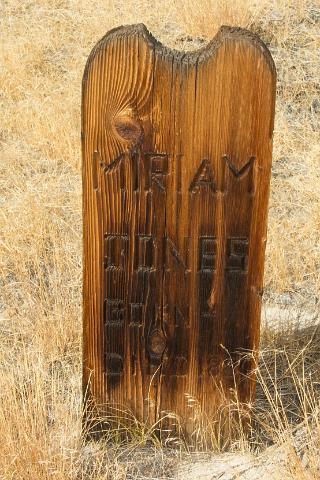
82;24;276;437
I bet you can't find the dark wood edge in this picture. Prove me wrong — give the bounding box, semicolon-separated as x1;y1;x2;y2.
82;23;276;88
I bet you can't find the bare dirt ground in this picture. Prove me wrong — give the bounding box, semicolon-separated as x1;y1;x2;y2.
0;0;319;478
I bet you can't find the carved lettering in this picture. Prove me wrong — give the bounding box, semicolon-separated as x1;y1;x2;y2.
100;153;126;190
129;303;144;326
145;153;169;191
199;236;217;271
99;151;258;195
105;268;126;300
189;159;216;192
165;237;190;272
135;234;155;269
134;269;153;303
225;237;249;271
102;232;250;377
104;299;125;325
198;235;216;374
223;155;255;193
104;234;129;269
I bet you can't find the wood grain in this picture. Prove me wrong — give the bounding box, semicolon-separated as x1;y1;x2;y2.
82;24;276;437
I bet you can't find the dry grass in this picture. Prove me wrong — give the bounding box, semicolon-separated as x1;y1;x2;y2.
0;0;319;478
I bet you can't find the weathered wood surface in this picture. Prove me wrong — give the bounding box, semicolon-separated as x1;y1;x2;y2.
82;23;276;435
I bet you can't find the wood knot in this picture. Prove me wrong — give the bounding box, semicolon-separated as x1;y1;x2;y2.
113;113;143;147
148;330;166;357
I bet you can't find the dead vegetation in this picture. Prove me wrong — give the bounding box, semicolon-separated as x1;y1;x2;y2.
0;0;319;478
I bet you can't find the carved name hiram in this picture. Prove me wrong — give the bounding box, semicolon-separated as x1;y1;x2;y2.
96;150;255;194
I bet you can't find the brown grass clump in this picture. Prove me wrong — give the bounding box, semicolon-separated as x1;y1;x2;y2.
0;0;319;478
